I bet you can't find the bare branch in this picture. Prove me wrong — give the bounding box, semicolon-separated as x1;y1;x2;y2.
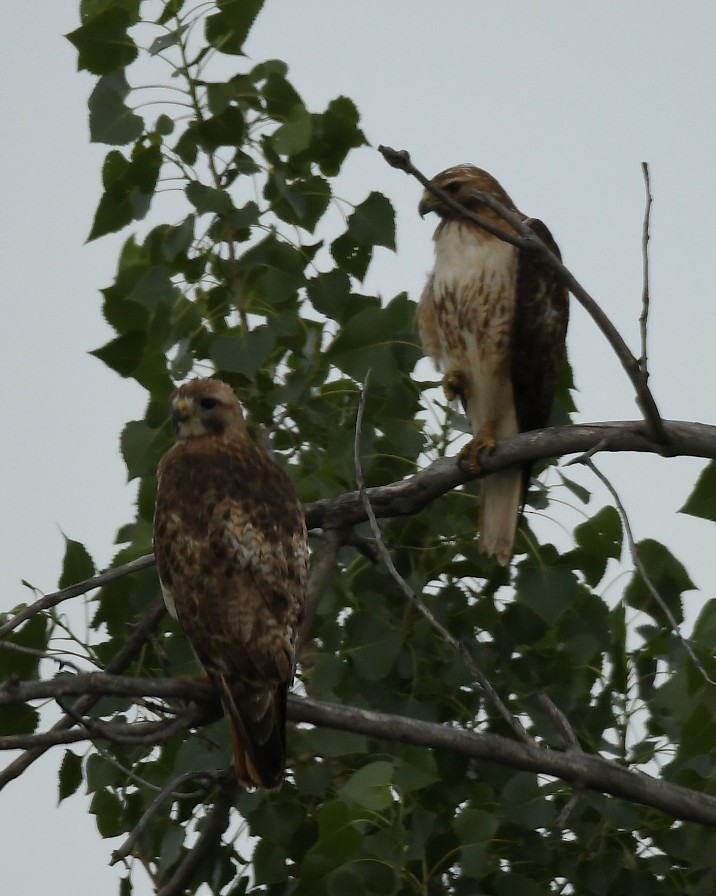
353;373;531;744
156;771;239;896
0;602;166;791
4;419;715;630
640;162;654;376
306;419;716;531
111;771;218;867
290;695;716;827
5;666;716;827
0;554;155;638
378;145;668;445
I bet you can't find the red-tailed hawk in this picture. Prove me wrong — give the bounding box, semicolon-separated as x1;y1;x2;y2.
418;165;568;565
153;378;308;788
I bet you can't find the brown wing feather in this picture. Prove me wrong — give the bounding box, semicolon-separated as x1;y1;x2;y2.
511;218;569;435
154;417;307;789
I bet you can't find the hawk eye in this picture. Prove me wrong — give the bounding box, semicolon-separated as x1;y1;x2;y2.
200;397;219;410
444;181;460;193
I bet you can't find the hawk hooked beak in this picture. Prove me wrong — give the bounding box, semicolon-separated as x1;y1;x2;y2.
172;397;193;430
418;191;440;218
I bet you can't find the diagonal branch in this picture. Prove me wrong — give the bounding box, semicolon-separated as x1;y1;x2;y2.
156;770;239;896
379;144;668;445
0;554;155;639
584;458;716;687
354;372;531;743
291;695;716;827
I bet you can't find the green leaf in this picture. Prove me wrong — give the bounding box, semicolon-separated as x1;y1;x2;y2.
347;192;396;250
89;144;162;240
346;609;402;680
270;104;313;156
120;420;160;480
680;460;716;521
185;181;235;214
88;70;143;145
90;788;125;838
59;536;96;589
205;0;265;55
0;614;48;682
340;761;395;811
59;750;83;803
149;25;187;56
91;331;146;377
313;801;363;860
210;326;275;377
624;538;693;624
515;560;580;626
66;8;138;75
573;505;623;587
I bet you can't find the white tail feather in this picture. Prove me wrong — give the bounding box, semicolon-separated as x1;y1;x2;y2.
478;468;523;565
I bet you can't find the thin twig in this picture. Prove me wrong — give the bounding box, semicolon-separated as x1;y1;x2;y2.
584;458;716;687
110;771;218;867
297;527;342;656
156;771;238;896
0;602;167;790
378;144;668;446
640;162;653;377
353;373;531;744
0;555;156;638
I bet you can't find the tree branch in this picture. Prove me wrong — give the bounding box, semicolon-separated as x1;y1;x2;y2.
378;145;668;444
0;602;166;791
5;670;716;827
0;554;155;638
4;419;716;641
291;695;716;828
354;372;531;744
111;770;218;868
640;161;653;377
156;771;238;896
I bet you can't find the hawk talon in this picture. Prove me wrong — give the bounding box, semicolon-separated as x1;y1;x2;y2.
443;369;468;403
460;422;497;474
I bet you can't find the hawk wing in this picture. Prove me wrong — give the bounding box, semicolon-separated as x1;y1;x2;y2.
511;218;569;435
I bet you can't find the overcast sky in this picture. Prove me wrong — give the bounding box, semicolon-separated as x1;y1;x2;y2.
3;2;716;893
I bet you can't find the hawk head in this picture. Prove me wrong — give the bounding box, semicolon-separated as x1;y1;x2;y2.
170;378;248;440
418;164;517;220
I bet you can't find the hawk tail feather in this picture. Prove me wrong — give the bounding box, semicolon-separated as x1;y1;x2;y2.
219;676;287;790
478;468;523;566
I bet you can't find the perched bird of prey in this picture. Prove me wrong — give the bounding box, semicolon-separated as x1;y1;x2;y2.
418;164;568;565
153;378;308;788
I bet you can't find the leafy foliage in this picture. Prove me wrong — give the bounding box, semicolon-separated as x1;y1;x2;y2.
2;1;716;894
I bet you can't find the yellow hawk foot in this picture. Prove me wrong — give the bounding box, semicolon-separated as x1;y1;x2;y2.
460;420;497;474
443;368;468;403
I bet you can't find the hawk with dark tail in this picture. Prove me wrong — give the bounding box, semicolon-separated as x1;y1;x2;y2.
153;378;308;788
418;165;568;565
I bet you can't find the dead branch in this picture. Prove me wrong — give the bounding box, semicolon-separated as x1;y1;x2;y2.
379;145;668;445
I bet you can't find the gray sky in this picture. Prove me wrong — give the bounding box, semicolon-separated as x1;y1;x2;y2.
3;1;716;893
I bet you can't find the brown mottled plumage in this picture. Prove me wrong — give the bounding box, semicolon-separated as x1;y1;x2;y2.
418;165;568;565
153;378;308;789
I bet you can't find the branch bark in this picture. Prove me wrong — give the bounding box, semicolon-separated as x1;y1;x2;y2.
379;145;668;444
4;419;716;639
4;671;716;827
